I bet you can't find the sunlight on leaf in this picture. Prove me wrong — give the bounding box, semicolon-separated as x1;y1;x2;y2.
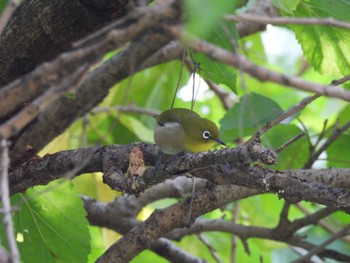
117;114;154;143
1;181;91;263
220;92;284;140
272;0;300;14
290;0;350;76
327;134;350;168
263;124;309;169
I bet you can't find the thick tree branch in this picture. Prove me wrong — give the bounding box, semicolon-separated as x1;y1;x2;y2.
9;142;350;213
0;0;130;86
99;141;276;194
84;181;349;262
96;185;258;262
82;178;209;262
0;66;89;139
9;32;172;160
1;0;284;162
0;0;178;118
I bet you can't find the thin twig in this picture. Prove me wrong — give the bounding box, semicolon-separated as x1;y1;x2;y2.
304;120;350;168
295;204;350;244
0;139;20;263
183;57;235;110
0;66;89;139
225;14;350;30
278;202;291;226
331;74;350;86
171;50;186;109
187;177;196;224
198;234;222;263
250;73;349;144
276;132;305;153
260;94;320;137
92;105;160;116
292;224;350;263
230;203;240;263
312;119;328;151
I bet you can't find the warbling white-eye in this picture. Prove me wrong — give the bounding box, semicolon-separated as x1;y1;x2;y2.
153;108;226;154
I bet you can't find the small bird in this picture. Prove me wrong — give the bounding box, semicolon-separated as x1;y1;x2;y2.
154;108;226;154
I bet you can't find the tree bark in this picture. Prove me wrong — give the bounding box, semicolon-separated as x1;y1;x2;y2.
0;0;129;87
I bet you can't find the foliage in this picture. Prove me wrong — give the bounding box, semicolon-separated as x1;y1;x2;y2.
1;0;350;262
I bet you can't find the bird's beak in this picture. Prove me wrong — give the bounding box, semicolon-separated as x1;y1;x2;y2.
214;138;227;147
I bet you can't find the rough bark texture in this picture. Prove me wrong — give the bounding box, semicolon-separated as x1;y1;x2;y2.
1;0;350;262
0;0;179;161
0;0;129;86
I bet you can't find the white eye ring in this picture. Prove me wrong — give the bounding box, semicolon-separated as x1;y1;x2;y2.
202;131;211;140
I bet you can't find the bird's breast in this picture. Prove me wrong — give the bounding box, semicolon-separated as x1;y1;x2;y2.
154;122;185;154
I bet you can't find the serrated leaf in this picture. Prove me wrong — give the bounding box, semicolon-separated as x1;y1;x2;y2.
262;124;309;169
220;92;283;140
272;0;300;14
0;181;90;263
290;0;350;76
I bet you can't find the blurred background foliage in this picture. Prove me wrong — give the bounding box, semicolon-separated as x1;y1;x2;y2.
1;0;350;262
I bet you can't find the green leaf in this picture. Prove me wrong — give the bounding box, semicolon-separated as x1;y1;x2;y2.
0;181;90;263
193;52;237;93
118;114;154;143
220;92;284;140
327;134;350;168
0;0;9;15
337;104;350;130
262;124;309;169
290;0;350;76
185;0;238;92
184;0;239;38
193;20;238;92
272;0;300;14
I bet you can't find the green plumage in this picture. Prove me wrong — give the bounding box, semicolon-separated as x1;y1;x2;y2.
153;108;225;154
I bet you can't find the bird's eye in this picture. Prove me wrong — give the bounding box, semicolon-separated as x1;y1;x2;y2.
202;131;211;140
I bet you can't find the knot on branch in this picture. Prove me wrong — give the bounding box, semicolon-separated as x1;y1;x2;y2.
102;142;277;195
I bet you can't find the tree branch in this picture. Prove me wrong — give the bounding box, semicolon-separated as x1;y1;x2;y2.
168;26;350;102
0;139;20;263
0;65;89;139
226;14;350;30
96;185;258;262
83;178;209;262
9;142;350;212
0;0;130;86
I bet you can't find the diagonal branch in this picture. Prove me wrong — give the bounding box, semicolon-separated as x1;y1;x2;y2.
0;1;179;118
291;224;350;263
96;185;259;263
168;26;350;102
0;66;89;139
